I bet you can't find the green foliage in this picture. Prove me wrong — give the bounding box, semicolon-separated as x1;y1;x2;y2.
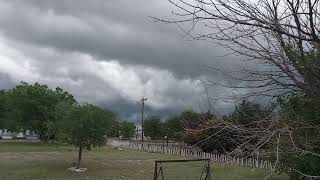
164;116;182;133
142;113;186;140
57;103;116;168
291;154;320;180
120;121;135;139
163;116;183;139
230;99;271;127
51;101;75;141
285;48;320;96
1;82;116;168
279;94;320;125
273;49;320;178
279;153;320;180
279;94;320;151
0;90;8;129
179;110;201;129
141;110;207;141
144;116;164;139
107;120;120;138
278;94;320;179
6;82;76;141
61;103;116;150
0;89;21;130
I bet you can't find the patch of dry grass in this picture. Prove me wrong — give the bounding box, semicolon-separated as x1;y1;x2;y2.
0;142;289;180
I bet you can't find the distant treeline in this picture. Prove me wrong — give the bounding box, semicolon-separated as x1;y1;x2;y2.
143;99;273;153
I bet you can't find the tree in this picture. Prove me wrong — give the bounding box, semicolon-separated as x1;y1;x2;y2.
230;99;272;127
0;90;22;130
277;94;320;179
7;82;76;142
61;104;116;169
163;116;183;140
157;0;320;178
120;121;136;139
179;110;201;129
158;0;320;98
107;120;120;138
52;101;76;141
144;116;163;140
0;90;8;129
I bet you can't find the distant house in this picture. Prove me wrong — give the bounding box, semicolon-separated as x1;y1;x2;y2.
135;124;142;140
134;124;149;141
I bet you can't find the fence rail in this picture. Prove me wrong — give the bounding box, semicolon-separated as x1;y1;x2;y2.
109;140;274;171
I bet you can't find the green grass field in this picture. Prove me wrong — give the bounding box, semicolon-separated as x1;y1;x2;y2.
0;142;289;180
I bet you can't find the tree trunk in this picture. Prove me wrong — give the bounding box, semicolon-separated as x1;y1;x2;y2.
40;133;49;144
76;146;82;169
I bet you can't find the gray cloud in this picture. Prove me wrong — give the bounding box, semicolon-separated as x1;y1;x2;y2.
0;73;15;89
0;36;208;118
0;0;239;77
0;0;243;120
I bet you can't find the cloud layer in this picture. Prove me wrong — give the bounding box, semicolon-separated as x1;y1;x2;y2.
0;35;207;119
0;0;243;120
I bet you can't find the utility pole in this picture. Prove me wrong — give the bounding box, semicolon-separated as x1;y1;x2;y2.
141;97;147;143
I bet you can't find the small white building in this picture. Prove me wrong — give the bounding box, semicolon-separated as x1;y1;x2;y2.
134;124;150;141
135;124;142;140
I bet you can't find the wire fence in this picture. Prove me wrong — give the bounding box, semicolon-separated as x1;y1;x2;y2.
107;140;274;170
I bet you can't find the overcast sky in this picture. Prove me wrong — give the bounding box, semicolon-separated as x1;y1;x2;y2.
0;0;250;121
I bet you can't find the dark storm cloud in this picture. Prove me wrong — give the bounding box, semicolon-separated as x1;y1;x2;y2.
99;99;185;122
0;0;243;120
0;0;235;77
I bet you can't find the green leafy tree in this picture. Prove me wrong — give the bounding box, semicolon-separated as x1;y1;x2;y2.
120;121;135;139
179;110;201;129
0;90;8;129
144;116;163;140
163;116;183;140
0;90;21;130
278;94;320;179
51;101;76;141
104;119;120;138
230;99;271;127
7;82;76;142
61;104;116;169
